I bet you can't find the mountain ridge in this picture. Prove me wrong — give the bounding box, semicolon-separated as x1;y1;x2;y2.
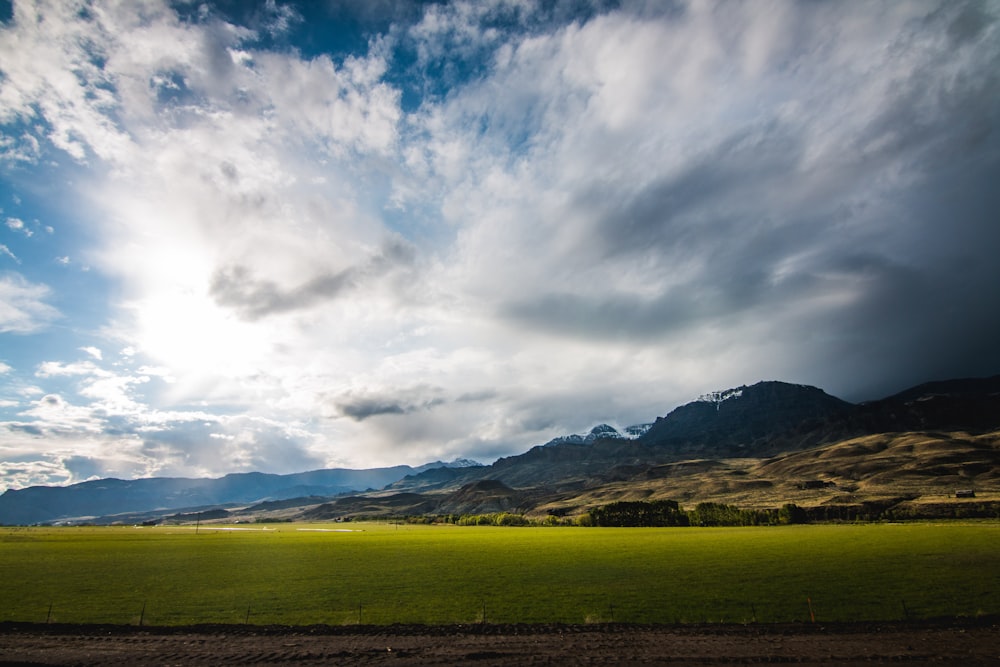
0;460;481;525
388;376;1000;493
3;375;998;525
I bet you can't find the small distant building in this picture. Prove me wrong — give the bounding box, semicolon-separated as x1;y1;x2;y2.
955;489;976;498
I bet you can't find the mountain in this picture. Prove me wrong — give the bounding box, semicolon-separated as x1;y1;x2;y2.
389;381;860;491
4;376;998;525
542;423;648;447
0;461;478;525
639;381;855;452
852;375;1000;433
297;480;539;521
422;458;483;469
390;377;1000;495
526;428;1000;521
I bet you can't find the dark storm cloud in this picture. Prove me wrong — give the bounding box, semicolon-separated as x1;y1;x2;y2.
337;398;408;421
581;122;804;260
210;237;418;320
333;386;446;422
502;126;835;342
943;1;993;45
210;264;355;321
496;0;1000;400
818;163;1000;401
502;290;722;342
500;259;821;343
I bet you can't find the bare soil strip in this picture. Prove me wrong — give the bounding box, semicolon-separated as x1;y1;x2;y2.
2;619;998;666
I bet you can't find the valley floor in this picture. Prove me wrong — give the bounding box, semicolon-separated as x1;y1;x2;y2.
2;619;998;666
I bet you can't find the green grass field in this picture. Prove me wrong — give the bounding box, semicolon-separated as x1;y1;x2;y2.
1;522;997;626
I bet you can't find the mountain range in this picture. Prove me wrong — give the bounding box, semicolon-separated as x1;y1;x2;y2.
2;376;998;525
0;460;480;525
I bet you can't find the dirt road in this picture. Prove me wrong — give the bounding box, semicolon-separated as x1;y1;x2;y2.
2;619;998;665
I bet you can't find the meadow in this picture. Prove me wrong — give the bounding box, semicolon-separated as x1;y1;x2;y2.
1;522;997;626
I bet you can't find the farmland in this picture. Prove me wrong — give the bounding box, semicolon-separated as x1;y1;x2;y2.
1;522;998;626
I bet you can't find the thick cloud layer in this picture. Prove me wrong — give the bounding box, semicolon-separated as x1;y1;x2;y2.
0;0;998;489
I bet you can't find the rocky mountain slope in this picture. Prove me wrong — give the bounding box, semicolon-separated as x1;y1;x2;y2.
361;377;1000;520
252;428;999;523
388;377;1000;495
3;376;998;525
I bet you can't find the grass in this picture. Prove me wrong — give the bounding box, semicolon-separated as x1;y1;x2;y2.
1;522;998;626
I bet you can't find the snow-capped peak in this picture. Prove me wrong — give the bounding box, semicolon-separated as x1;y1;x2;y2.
697;387;745;411
543;423;651;447
624;423;653;437
447;458;484;468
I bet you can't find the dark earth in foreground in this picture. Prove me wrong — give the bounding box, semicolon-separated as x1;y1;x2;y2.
2;618;998;665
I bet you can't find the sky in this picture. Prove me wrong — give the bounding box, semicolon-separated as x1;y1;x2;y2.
0;0;998;491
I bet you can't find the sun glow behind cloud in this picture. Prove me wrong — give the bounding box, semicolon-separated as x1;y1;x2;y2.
0;0;998;490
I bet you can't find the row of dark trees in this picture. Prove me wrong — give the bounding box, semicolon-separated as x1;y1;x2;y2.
586;500;690;527
584;499;1000;526
379;512;563;526
315;499;1000;528
584;500;808;527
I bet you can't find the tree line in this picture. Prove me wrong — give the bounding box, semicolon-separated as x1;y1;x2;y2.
581;500;807;527
409;502;807;527
322;498;1000;527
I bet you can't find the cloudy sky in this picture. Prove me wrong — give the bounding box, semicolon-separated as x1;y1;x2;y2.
0;0;998;490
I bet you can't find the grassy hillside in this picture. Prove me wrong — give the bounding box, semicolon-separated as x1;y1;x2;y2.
221;430;1000;523
534;430;1000;518
2;522;998;626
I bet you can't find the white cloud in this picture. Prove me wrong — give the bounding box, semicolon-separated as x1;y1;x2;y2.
0;0;411;417
0;458;72;490
35;360;111;378
0;0;998;486
0;3;124;161
0;131;41;164
0;244;18;263
0;272;59;333
0;365;329;490
18;393;104;434
5;217;31;237
252;48;401;156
